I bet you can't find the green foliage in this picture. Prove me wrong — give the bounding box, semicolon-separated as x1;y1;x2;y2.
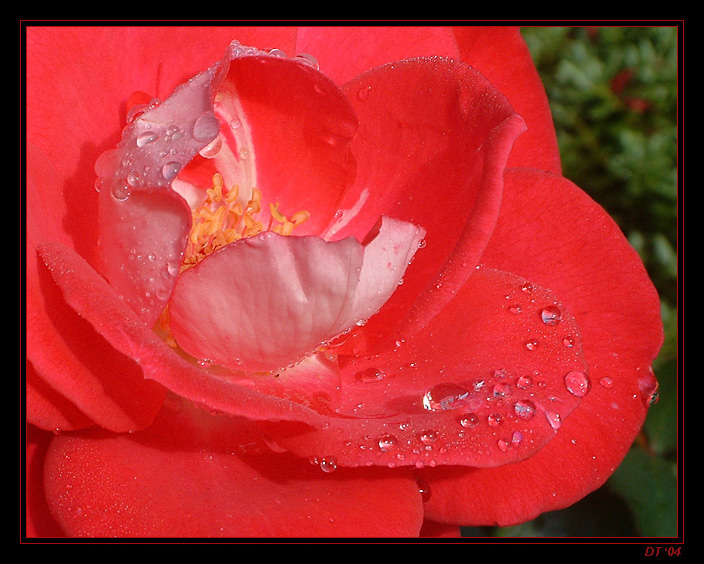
463;26;679;539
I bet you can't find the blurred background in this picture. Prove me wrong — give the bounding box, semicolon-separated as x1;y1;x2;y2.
463;25;679;538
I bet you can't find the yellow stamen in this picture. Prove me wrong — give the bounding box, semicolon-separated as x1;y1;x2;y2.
181;173;310;272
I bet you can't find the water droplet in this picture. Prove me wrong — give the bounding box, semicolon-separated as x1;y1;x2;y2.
511;430;524;447
521;282;534;294
111;180;131;201
136;131;159;147
268;48;287;57
230;119;242;130
354;367;386;383
378;435;397;452
509;304;522;314
164;126;184;141
419;431;437;446
525;339;539;351
319;456;337;473
417;479;431;502
541;305;562;325
161;161;182;181
422;383;469;411
239;147;250;160
562;336;575;348
565;371;591;397
294;52;319;70
599;377;614;389
492;382;512;399
193;113;221;142
198;134;223;159
126;103;148;124
546;411;562;429
487;413;503;427
357;85;372;100
497;438;511;452
513;399;536;420
516;375;533;389
459;413;479;428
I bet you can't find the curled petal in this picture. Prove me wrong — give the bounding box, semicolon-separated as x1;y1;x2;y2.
169;217;425;372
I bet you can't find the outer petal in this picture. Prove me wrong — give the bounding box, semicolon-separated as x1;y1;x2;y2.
27;144;167;433
452;26;562;173
419;169;663;526
43;398;424;538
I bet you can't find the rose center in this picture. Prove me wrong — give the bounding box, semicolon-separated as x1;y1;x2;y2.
181;172;310;272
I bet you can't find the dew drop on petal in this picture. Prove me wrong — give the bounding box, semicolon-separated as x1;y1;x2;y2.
525;339;540;351
419;430;437;446
541;305;562;325
513;399;536;420
161;161;182;182
354;367;386;383
565;370;591;397
319;456;337;473
192;113;221;142
111;180;131;201
378;435;398;452
136;131;159;147
599;377;614;389
459;412;479;428
546;411;562;430
422;383;469;411
516;375;533;389
417;479;431;502
487;413;503;427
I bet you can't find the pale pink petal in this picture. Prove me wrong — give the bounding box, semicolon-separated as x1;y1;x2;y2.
169;218;424;372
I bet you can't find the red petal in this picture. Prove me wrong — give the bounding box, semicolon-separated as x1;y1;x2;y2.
418;169;663;526
327;56;526;352
216;54;359;236
34;243;170;433
453;26;562;173
43;398;424;537
260;267;589;470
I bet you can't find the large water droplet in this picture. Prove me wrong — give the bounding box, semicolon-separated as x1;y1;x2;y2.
546;411;562;430
422;383;469;411
378;435;398;452
198;134;223;159
111;180;131;201
487;413;503;427
419;430;437;446
459;412;479;428
541;305;562;325
516;375;533;389
319;456;337;473
565;371;591;397
513;399;536;420
136;131;159;147
162;161;182;181
192;113;221;142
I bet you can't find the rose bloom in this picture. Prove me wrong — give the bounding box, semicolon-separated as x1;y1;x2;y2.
25;26;663;538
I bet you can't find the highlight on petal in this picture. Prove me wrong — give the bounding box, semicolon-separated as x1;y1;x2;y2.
168;217;425;372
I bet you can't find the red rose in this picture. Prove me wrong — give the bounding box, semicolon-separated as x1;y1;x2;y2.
25;26;663;538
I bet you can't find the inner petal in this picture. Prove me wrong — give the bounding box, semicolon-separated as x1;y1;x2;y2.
168;217;425;373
